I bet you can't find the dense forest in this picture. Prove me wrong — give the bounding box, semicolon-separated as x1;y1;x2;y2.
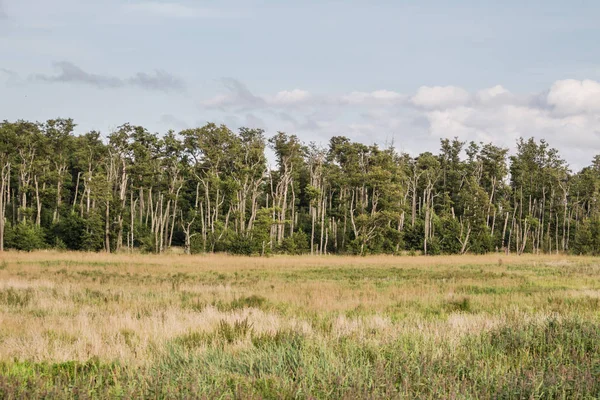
1;118;599;255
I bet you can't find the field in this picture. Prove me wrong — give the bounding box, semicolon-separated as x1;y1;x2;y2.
1;252;600;399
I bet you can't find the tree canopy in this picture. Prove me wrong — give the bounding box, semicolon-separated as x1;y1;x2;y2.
0;118;597;255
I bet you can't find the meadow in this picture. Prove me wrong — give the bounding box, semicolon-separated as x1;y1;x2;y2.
0;252;600;399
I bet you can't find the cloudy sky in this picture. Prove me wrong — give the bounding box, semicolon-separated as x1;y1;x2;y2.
2;0;600;168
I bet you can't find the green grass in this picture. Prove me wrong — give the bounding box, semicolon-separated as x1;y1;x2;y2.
1;319;599;399
0;288;33;308
2;253;600;398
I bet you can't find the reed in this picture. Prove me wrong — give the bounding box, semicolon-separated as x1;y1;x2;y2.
0;251;599;398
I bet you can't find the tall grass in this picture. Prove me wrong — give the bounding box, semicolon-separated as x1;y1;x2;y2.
0;251;599;398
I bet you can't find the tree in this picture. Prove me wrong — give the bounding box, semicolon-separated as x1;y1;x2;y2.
0;116;595;257
269;132;304;247
0;121;17;251
44;119;75;224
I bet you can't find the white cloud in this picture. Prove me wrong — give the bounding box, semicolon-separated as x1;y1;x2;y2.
194;78;600;169
547;79;600;115
426;107;480;139
476;85;513;105
421;102;600;167
269;89;311;105
342;90;405;105
411;85;471;109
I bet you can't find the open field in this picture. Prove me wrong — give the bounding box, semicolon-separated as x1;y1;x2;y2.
1;252;600;398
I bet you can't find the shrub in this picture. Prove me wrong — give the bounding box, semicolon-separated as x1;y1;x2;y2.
280;231;309;255
4;223;46;251
52;213;86;250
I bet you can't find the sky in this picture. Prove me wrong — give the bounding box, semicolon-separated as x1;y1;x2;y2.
2;0;600;169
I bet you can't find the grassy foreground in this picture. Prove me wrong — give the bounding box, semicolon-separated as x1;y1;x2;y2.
0;252;600;399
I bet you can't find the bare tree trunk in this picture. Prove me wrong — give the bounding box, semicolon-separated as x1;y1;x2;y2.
501;211;509;251
139;187;144;225
411;176;417;227
459;223;471;254
0;163;10;252
34;176;42;226
104;201;110;253
130;191;136;252
310;203;315;255
289;179;295;237
181;213;197;255
555;214;559;255
168;186;182;248
53;164;67;223
116;167;128;252
562;188;568;252
424;205;429;255
73;172;81;212
320;195;326;255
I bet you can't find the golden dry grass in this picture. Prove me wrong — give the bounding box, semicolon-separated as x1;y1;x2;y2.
0;251;600;398
0;251;597;363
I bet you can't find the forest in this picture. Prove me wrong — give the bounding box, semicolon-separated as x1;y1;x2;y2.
1;118;599;256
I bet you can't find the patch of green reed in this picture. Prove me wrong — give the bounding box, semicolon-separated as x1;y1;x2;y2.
2;318;600;398
443;296;473;313
280;266;504;285
182;294;272;313
71;288;123;305
0;288;33;308
546;295;600;312
173;318;254;350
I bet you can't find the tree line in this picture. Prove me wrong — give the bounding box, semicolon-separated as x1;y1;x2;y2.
1;118;600;255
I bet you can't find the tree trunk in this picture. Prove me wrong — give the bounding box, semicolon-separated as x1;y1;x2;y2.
0;163;10;252
105;201;110;253
34;176;41;226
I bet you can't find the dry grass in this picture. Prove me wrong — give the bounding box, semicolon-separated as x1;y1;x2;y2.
0;251;599;398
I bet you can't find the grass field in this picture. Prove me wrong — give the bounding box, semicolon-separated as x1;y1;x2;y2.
1;252;600;399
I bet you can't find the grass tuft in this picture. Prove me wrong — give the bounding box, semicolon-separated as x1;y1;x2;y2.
0;288;33;307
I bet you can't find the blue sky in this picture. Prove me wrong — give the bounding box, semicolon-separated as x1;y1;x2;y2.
2;0;600;167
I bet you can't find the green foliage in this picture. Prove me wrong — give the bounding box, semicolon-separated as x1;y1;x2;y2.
403;221;424;252
81;212;106;252
226;233;257;255
52;213;86;250
189;233;205;255
4;223;46;251
470;229;494;254
572;218;600;255
279;230;309;255
437;216;462;254
0;118;597;256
